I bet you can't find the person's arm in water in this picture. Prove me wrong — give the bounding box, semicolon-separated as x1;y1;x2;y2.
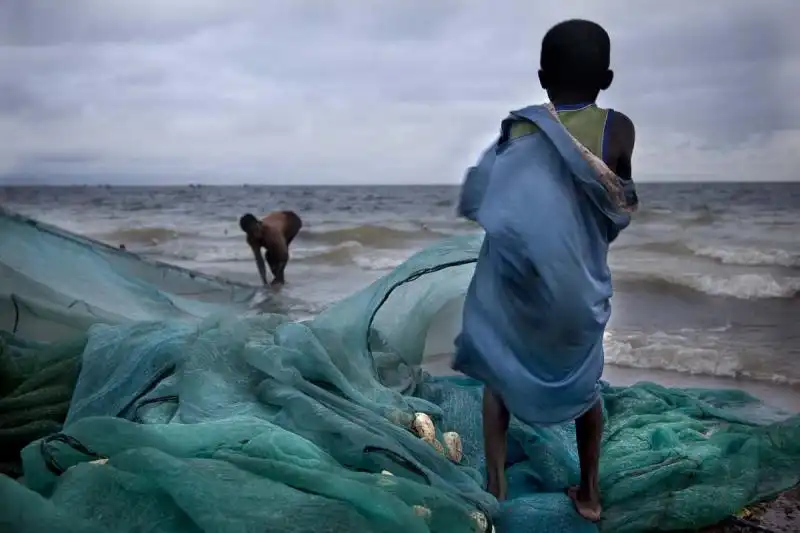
249;240;269;286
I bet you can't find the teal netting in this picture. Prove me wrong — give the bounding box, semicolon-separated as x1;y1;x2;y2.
0;208;259;341
1;208;799;533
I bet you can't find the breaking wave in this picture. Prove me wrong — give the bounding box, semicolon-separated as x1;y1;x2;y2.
688;244;800;268
603;330;800;385
616;241;799;268
616;271;800;300
301;224;449;248
99;227;196;245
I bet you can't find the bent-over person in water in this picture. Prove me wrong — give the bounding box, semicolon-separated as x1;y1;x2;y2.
239;211;303;286
453;19;637;524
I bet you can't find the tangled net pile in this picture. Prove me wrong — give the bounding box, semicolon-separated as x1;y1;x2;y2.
1;208;799;533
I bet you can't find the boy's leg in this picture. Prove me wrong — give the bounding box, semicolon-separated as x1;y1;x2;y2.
568;399;603;522
268;257;287;285
266;243;289;285
483;387;510;500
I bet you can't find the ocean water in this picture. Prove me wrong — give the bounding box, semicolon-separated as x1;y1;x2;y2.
1;183;799;389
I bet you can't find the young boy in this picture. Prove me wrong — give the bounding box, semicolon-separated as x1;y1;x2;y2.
239;210;303;286
457;19;636;523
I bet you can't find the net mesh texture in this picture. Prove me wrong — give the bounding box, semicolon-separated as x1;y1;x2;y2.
1;207;799;533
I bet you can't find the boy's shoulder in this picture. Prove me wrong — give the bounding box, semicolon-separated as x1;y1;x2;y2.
608;109;636;152
609;109;635;135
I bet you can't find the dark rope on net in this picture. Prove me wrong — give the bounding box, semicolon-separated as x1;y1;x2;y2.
364;257;477;360
38;363;178;475
40;433;104;476
362;445;432;485
11;293;20;334
131;395;180;423
117;363;178;419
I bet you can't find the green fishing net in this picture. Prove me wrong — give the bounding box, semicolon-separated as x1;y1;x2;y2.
1;208;799;533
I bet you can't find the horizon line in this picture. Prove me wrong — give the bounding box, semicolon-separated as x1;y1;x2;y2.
1;180;799;187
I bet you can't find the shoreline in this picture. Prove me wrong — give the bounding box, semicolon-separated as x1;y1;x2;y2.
421;354;800;413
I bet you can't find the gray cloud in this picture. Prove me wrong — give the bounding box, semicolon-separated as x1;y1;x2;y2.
0;0;797;184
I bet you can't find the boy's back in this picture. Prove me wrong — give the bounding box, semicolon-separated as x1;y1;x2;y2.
557;104;635;179
508;103;635;177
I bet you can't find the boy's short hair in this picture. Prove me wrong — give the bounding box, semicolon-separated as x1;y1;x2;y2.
540;19;611;91
239;213;259;233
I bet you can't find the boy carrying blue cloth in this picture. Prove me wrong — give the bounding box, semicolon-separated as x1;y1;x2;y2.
453;19;638;523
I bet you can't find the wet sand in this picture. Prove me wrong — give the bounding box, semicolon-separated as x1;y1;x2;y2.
697;486;800;533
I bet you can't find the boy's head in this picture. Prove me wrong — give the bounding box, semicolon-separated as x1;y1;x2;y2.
239;213;261;238
538;20;613;101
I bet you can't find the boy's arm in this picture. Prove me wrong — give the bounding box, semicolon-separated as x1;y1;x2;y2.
612;111;635;180
611;111;637;208
249;240;268;286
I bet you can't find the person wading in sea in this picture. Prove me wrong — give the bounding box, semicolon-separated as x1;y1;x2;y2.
239;211;303;287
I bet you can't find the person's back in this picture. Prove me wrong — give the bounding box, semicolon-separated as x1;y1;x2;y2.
259;211;302;243
453;19;637;524
240;210;303;286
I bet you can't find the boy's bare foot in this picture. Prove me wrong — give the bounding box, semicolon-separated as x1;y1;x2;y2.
567;486;602;522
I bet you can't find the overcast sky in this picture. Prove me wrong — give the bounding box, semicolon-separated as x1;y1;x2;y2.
0;0;797;185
